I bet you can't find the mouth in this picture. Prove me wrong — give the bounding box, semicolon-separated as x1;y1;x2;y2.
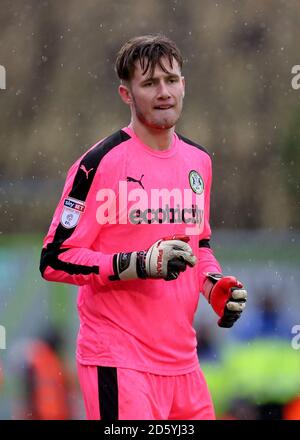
154;105;174;110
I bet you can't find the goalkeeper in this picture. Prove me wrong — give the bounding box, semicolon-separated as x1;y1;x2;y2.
40;34;247;420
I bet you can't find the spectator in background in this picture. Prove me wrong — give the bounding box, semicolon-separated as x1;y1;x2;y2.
233;290;291;341
283;396;300;420
196;322;219;363
11;326;71;420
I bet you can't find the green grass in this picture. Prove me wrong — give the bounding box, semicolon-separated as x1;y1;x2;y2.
0;233;44;248
1;233;299;262
214;244;300;263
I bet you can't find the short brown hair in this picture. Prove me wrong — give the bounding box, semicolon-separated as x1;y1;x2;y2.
115;34;183;82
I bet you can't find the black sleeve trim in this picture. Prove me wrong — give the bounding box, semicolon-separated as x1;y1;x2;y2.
40;245;99;277
40;130;131;278
53;130;131;245
199;239;211;248
176;133;211;158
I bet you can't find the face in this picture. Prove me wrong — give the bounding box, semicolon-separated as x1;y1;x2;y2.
119;57;185;130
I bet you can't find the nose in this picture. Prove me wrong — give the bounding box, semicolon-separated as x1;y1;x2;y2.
157;80;171;99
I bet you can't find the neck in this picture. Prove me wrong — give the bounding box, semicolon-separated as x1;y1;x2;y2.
128;119;175;151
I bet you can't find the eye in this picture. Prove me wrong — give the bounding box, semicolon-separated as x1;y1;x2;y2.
168;78;178;83
143;81;153;87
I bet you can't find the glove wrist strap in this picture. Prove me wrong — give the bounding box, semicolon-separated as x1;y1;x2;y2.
136;251;147;279
109;250;148;281
203;272;223;303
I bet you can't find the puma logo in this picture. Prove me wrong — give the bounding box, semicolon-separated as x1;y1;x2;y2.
126;174;145;189
80;164;94;179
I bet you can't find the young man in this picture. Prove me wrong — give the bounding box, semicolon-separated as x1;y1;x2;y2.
40;35;247;420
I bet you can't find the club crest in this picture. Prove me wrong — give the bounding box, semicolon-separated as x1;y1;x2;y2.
189;170;204;194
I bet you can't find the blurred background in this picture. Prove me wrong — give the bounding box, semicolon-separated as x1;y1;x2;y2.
0;0;300;420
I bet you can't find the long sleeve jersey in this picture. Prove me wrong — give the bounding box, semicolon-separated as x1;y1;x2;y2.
40;126;221;375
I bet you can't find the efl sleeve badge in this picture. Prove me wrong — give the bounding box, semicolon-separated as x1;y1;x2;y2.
60;197;85;229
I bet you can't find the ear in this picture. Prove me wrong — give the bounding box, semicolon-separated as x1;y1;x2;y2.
118;84;132;105
181;76;185;98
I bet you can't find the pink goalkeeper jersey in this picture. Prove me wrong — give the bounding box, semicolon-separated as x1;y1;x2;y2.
40;126;221;375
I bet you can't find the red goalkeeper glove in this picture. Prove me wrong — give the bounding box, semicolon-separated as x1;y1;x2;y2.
203;273;247;328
